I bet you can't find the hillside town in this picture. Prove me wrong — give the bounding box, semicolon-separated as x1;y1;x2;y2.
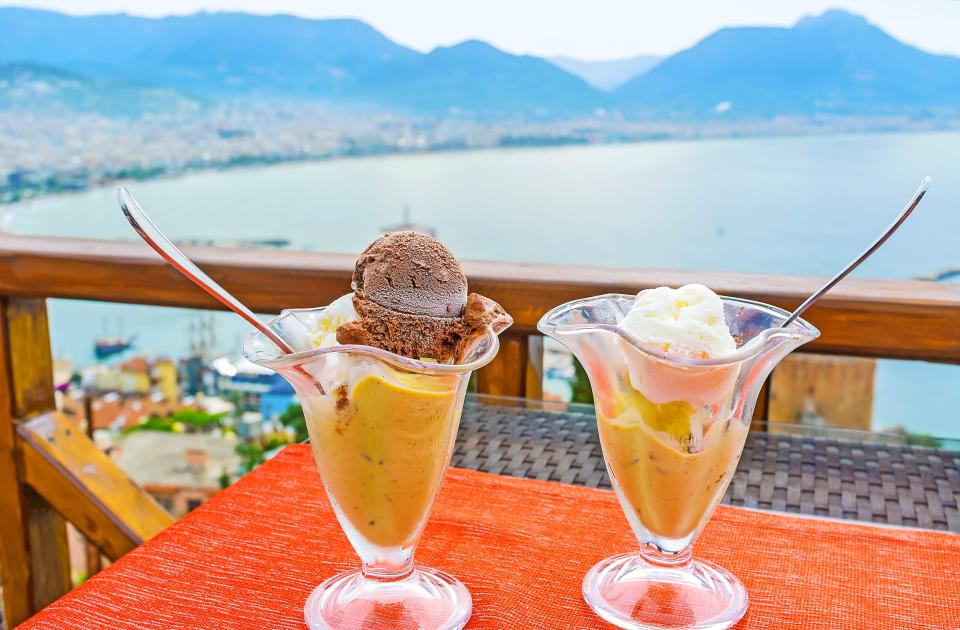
56;347;300;518
3;104;950;205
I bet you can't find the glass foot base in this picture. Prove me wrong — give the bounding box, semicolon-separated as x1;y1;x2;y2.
304;566;471;630
582;552;747;630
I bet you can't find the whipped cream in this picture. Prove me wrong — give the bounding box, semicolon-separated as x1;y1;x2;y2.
621;284;736;359
310;293;359;348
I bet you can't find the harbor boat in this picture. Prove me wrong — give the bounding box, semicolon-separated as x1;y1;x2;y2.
380;204;435;236
94;336;136;359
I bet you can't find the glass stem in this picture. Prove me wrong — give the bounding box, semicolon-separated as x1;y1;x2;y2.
639;543;694;570
362;555;415;581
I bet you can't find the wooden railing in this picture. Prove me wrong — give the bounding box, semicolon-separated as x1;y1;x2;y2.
1;232;959;625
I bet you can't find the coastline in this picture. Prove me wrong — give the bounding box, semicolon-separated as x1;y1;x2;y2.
4;121;958;212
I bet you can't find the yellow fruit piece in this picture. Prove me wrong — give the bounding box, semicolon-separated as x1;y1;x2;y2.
612;389;694;444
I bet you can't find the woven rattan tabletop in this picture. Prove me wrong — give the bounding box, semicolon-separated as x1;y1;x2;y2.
454;395;960;533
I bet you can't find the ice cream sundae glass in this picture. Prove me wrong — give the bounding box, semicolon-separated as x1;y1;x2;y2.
244;232;512;630
538;285;818;630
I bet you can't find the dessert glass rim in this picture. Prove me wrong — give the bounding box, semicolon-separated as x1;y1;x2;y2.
242;306;503;375
537;293;820;368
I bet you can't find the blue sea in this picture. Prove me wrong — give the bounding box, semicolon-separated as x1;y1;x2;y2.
4;130;960;437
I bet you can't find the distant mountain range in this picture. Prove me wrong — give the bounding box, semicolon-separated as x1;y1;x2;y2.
1;7;959;118
0;9;417;99
615;10;960;116
355;40;598;114
548;55;661;91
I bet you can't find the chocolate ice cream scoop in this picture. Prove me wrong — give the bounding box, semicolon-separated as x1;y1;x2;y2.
352;231;468;318
338;231;512;362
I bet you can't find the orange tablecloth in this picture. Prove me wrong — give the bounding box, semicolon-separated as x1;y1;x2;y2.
24;444;960;629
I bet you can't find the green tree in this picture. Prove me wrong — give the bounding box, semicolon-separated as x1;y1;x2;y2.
224;390;250;413
263;432;292;452
123;409;226;434
279;403;308;443
905;432;943;448
169;409;226;430
235;441;266;474
569;357;594;405
123;416;177;434
887;425;945;449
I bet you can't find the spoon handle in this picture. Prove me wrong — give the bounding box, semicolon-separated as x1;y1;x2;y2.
118;186;293;353
782;176;932;328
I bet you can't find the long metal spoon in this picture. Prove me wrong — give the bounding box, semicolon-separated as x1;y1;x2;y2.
781;176;931;328
118;186;294;353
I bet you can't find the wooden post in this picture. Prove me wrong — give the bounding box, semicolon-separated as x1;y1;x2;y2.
83;389;103;577
525;335;544;400
768;354;876;431
475;332;530;398
0;297;71;625
750;378;771;432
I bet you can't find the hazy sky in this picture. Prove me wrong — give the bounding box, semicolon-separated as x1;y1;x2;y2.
7;1;960;60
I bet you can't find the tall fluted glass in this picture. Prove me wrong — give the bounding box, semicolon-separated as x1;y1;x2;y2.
244;306;505;630
539;294;819;630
